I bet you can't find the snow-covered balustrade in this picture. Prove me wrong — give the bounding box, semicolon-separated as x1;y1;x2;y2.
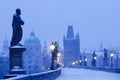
5;68;61;80
84;67;120;73
57;68;120;80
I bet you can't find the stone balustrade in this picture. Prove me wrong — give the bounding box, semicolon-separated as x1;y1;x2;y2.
83;67;120;73
5;68;61;80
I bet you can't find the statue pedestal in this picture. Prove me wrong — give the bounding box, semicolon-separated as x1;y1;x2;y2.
10;46;26;74
103;58;109;67
4;46;26;79
10;66;26;74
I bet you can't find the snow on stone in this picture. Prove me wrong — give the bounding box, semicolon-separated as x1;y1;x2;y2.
11;45;24;48
57;68;120;80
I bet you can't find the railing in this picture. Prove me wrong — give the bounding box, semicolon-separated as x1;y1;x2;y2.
83;67;120;73
5;68;61;80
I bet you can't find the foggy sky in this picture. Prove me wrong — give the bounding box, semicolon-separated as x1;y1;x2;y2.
0;0;120;51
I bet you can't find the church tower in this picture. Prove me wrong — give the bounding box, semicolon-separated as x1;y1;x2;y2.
63;25;80;67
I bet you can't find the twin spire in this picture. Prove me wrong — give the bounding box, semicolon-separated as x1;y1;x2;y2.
66;25;80;39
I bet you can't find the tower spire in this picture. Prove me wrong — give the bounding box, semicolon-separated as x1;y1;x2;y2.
67;25;74;39
76;32;80;39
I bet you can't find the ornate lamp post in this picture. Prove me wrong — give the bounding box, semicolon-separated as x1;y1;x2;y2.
93;56;97;66
79;60;82;63
110;52;114;67
79;55;82;66
50;43;55;51
50;42;56;70
94;56;97;60
57;52;61;65
84;56;87;67
92;51;97;67
72;62;76;65
50;42;60;70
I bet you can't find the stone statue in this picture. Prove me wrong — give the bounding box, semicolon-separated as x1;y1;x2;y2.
10;8;24;47
104;48;108;58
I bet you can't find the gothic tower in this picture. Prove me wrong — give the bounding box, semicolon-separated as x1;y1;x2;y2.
63;25;80;67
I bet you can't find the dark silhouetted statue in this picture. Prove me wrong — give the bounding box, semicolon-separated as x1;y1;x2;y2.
10;8;24;47
103;48;109;67
104;48;108;58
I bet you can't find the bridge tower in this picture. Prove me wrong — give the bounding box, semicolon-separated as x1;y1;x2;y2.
63;25;80;67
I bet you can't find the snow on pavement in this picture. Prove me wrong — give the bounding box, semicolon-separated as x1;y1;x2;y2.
56;68;120;80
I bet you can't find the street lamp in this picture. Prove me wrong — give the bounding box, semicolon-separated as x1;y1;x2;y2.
110;53;114;57
84;56;87;66
72;62;76;65
79;55;83;66
50;42;60;70
57;52;61;57
76;61;78;64
57;52;61;64
79;60;82;66
92;51;97;67
85;58;87;62
110;52;114;67
50;42;57;70
50;43;55;51
79;60;82;63
94;56;97;60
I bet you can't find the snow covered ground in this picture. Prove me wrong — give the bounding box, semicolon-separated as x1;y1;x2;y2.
56;68;120;80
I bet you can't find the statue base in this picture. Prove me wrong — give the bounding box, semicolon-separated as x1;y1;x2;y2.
4;66;26;79
4;45;26;79
10;66;26;74
9;45;26;74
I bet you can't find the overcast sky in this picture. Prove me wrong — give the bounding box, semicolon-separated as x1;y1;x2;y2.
0;0;120;51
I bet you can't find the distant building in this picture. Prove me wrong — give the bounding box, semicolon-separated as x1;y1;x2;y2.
114;52;120;68
0;38;9;57
94;51;104;67
0;57;9;79
42;42;51;71
23;31;43;74
63;25;80;67
80;49;104;67
80;51;93;67
0;38;9;78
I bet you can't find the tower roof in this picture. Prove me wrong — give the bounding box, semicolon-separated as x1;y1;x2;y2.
67;25;74;39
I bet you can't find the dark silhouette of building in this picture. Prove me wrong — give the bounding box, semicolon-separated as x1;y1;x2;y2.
63;25;80;67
